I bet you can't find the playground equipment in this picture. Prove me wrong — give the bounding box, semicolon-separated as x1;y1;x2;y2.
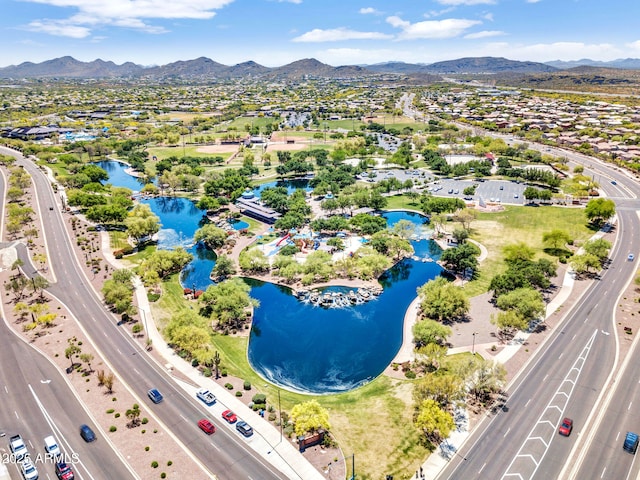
276;233;291;246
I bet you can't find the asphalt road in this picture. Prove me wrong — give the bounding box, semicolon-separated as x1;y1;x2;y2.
435;138;640;479
2;148;289;480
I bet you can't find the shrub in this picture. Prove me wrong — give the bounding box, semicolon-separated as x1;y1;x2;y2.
243;380;251;391
225;383;233;390
151;461;159;468
235;391;243;397
161;474;166;479
106;409;115;414
167;461;172;466
141;417;149;424
114;413;120;418
252;393;267;405
132;323;143;335
221;368;228;377
203;368;212;377
147;292;160;302
141;430;146;434
404;370;416;379
191;358;199;367
109;426;117;432
268;412;277;422
145;446;150;451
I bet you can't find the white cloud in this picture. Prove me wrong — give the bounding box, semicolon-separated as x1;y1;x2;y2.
423;8;455;18
359;7;381;15
436;0;496;4
387;15;481;39
526;0;542;3
275;0;302;3
19;0;235;37
26;20;91;38
292;28;393;43
464;30;504;39
482;13;494;21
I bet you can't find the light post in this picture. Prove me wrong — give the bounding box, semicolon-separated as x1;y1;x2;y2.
472;332;478;355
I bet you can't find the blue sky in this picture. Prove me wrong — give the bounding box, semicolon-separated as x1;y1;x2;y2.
1;0;639;68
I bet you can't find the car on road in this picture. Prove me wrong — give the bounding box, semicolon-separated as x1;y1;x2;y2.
20;458;38;480
514;194;519;199
611;180;617;185
198;418;216;435
44;435;62;458
628;253;635;261
222;409;238;424
558;418;573;436
147;388;163;404
236;421;254;438
80;424;96;443
624;431;639;454
55;461;75;480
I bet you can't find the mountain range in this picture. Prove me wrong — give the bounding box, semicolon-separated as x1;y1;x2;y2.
0;55;639;80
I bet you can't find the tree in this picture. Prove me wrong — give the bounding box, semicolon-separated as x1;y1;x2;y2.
570;253;602;274
65;340;81;370
391;219;416;240
453;208;477;231
412;319;452;347
467;359;506;403
414;399;455;444
495;287;545;323
199;278;258;330
585;198;615;227
542;229;571;250
582;237;612;261
124;204;161;245
490;310;529;341
290;400;331;436
103;372;115;393
211;254;236;279
194;224;229;250
80;353;94;372
417;277;469;323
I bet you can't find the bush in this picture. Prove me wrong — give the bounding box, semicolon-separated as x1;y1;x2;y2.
268;412;277;421
151;461;159;468
141;417;149;424
221;368;228;377
147;292;160;302
225;383;233;390
191;358;199;367
404;370;417;379
106;408;115;414
235;391;243;397
145;446;150;451
167;461;172;466
161;474;166;479
203;368;212;377
114;413;120;418
109;426;117;432
243;380;251;391
132;323;143;335
252;393;267;405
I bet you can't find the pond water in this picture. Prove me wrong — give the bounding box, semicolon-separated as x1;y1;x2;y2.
99;161;444;394
95;160;147;192
252;178;312;197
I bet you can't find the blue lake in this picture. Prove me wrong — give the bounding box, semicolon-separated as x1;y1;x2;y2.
100;161;444;394
95;160;147;192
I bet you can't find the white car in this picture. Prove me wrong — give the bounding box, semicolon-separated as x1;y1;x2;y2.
20;458;38;480
196;388;216;405
44;435;61;458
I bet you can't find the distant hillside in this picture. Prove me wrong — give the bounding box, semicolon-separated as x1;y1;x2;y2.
546;58;640;70
364;57;556;75
0;56;377;80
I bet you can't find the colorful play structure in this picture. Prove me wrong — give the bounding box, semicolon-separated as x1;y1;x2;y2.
276;233;291;246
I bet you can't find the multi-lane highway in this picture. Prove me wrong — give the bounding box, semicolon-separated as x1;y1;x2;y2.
435;142;640;479
1;147;291;480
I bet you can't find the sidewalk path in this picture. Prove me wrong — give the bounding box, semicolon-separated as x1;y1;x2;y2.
100;232;324;480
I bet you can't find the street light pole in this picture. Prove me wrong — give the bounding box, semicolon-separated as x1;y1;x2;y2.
472;332;478;355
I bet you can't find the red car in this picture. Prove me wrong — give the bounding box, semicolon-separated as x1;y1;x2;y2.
558;417;573;436
55;462;75;480
222;409;237;424
197;418;216;435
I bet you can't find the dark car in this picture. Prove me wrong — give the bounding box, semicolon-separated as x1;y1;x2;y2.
236;421;254;438
624;431;639;454
79;424;96;442
55;461;75;480
558;418;573;436
222;409;237;424
198;418;216;435
147;388;163;404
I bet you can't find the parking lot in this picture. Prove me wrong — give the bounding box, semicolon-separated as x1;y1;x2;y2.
430;179;526;205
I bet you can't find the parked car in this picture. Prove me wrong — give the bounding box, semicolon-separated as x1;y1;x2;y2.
44;435;62;458
147;388;163;404
79;424;96;443
20;458;38;480
222;410;238;424
236;421;254;438
558;418;573;436
198;418;216;435
196;388;216;405
55;461;75;480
